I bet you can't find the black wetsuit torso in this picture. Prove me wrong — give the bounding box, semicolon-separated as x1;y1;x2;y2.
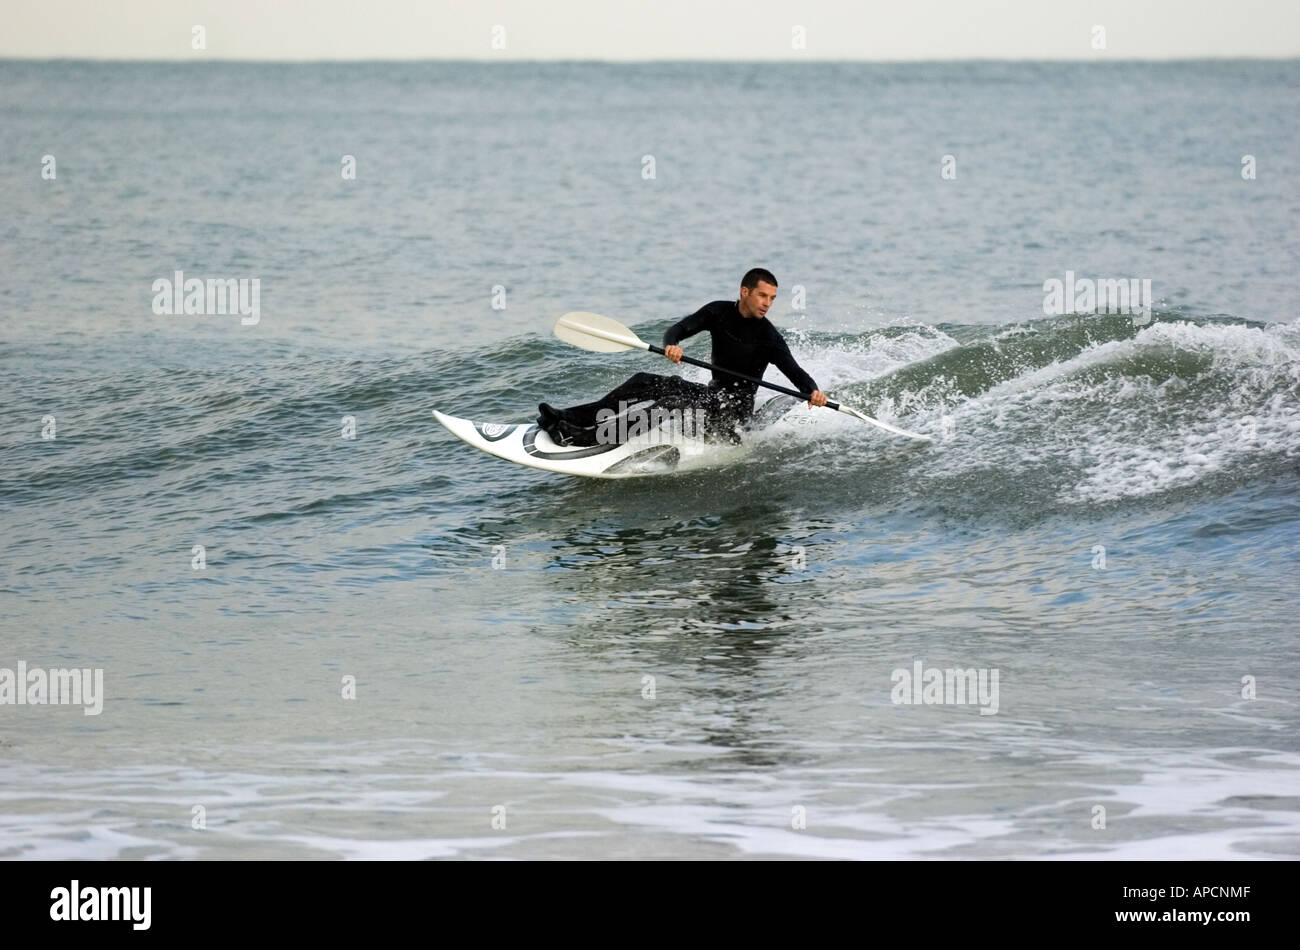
662;299;819;413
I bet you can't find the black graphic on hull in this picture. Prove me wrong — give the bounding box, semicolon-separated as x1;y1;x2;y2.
473;423;519;443
521;426;623;461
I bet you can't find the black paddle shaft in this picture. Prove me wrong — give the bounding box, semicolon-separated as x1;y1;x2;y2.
646;344;839;410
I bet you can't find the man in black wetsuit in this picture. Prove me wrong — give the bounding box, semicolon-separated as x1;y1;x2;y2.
538;268;827;446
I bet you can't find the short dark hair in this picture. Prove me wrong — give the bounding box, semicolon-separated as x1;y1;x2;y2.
741;268;777;290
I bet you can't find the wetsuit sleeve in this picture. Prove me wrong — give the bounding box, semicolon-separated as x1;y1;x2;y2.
770;334;819;394
662;304;717;347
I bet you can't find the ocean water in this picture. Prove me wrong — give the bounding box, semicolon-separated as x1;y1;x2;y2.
1;60;1298;859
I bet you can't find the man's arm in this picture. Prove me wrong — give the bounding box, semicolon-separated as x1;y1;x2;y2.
663;305;717;348
771;335;819;395
662;304;717;364
771;335;827;407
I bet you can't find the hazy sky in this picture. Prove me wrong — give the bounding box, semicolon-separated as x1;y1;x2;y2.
4;0;1298;60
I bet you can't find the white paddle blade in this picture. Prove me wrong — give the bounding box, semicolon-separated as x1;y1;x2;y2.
837;405;932;442
553;312;649;353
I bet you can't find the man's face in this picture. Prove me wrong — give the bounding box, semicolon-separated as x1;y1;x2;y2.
739;280;777;318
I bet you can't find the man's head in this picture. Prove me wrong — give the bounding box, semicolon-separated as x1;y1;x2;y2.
738;268;777;319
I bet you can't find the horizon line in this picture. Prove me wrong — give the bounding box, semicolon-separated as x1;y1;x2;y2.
3;55;1298;65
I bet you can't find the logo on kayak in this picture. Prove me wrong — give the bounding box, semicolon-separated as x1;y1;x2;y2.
478;423;513;441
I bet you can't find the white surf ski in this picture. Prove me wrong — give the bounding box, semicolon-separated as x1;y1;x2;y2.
433;395;798;479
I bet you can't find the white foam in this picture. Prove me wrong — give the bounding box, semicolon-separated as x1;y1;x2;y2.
744;324;960;445
2;740;1296;859
901;320;1300;503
